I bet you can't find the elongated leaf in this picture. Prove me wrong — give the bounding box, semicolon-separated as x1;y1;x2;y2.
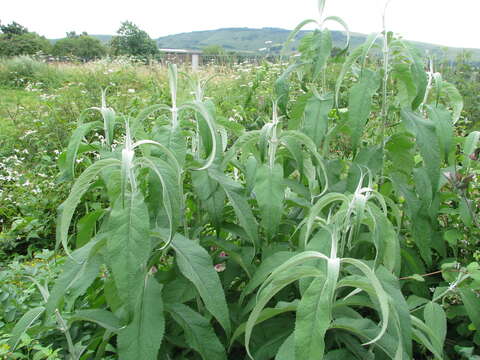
46;239;103;317
424;302;446;352
401;108;441;192
154;124;186;168
69;309;122;331
340;258;390;345
172;234;231;335
410;315;444;359
440;80;463;123
312;29;332;80
335;33;378;106
106;191;151;311
275;333;294;360
322;16;350;51
231;304;297;346
254;163;285;239
240;251;296;303
209;167;259;247
332;317;401;358
348;68;380;149
76;209;105;248
459;288;480;343
426;104;454;162
62;121;101;180
191;169;225;228
141;156;181;246
303;93;333;147
56;158;121;252
166;303;227;360
245;259;327;358
8;307;45;350
182;101;218;170
117;276;165;360
295;258;340;360
281;19;318;55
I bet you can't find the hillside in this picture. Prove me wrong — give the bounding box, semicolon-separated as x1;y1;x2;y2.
155;27;480;61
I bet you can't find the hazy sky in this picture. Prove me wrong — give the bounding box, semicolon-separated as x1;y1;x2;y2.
2;0;479;48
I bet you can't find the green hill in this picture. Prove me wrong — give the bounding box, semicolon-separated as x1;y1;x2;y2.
155;27;480;61
156;27;367;53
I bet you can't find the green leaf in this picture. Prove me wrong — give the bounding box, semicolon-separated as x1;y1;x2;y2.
340;258;390;345
240;251;297;303
459;197;473;227
245;256;327;358
254;164;285;239
459;288;480;343
400;108;441;192
69;309;122;331
142;156;181;246
117;276;165;360
302;93;333;147
8;307;45;350
231;304;297;346
439;80;463;124
463;131;480;170
106;190;151;311
209;167;259;247
61;121;101;180
154;124;186;168
332;317;401;358
295;258;339;360
172;234;231;335
410;315;444;359
56;158;121;253
275;333;294;360
426;105;454;162
182;100;218;170
46;239;103;317
166;303;227;360
76;209;105;248
424;302;447;352
335;33;378;106
347;69;380;149
191;169;225;228
312;29;332;80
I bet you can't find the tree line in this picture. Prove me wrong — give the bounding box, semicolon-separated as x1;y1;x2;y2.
0;21;160;60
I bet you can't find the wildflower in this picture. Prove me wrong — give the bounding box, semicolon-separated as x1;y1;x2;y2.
219;251;228;258
214;263;226;272
128;88;136;93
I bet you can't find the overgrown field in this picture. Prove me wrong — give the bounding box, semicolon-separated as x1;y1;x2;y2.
1;4;480;359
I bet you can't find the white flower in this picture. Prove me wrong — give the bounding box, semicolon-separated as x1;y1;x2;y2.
128;88;136;93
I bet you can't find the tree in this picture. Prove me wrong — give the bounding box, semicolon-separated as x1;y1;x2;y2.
53;33;106;61
0;21;28;37
0;21;51;56
110;21;159;57
202;45;226;56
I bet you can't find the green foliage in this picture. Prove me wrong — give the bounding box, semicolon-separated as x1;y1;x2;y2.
110;21;159;58
0;22;51;57
52;33;106;61
202;45;226;56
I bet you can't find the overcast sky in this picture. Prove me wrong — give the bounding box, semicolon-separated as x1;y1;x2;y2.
2;0;479;48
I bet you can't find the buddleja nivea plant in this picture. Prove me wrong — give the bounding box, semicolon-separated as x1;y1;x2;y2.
8;64;233;360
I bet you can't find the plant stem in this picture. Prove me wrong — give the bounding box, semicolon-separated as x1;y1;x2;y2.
379;0;391;183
